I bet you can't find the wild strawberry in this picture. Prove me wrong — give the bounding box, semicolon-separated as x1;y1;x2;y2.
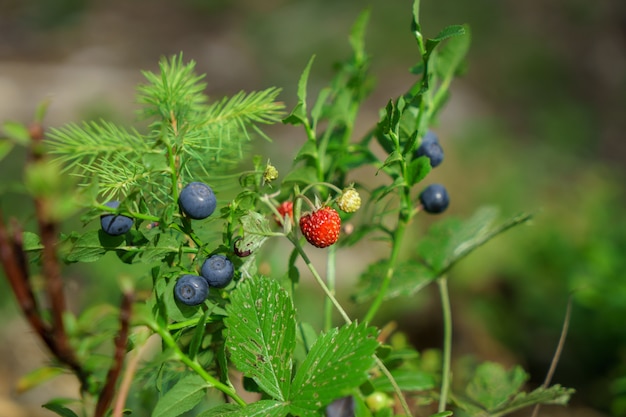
275;201;294;226
299;206;341;248
337;187;361;213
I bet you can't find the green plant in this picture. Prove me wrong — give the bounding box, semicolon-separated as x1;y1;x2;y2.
0;1;574;416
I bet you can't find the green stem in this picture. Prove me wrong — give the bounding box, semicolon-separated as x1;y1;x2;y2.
290;236;352;325
437;276;452;413
324;245;337;332
363;217;408;323
375;357;412;417
153;325;246;407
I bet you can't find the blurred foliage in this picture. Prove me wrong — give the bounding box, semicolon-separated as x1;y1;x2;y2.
1;0;625;414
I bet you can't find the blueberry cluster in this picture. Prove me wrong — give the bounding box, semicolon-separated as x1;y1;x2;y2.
416;131;450;214
174;255;235;306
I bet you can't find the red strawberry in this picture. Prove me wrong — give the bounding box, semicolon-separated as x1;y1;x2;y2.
275;201;294;226
299;206;341;248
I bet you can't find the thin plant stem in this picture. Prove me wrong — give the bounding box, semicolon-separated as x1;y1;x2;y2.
363;218;408;323
437;276;452;413
152;325;246;407
375;356;412;417
324;245;337;332
290;236;352;325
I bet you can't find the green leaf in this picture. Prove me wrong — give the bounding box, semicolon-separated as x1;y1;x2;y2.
349;9;370;64
164;277;206;323
2;121;30;145
283;55;315;126
496;385;574;415
199;401;288;417
282;166;318;185
406;156;431;186
0;139;14;161
418;207;533;275
22;231;44;252
224;276;296;401
466;362;527;410
152;374;209;417
370;368;435;392
18;366;65;392
353;260;436;303
42;400;80;417
425;25;466;56
433;24;471;81
429;412;453;417
289;322;379;414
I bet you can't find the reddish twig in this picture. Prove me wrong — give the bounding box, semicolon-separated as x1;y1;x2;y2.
27;121;86;384
0;211;50;341
94;289;134;417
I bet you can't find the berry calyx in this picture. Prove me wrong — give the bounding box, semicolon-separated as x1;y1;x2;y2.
174;274;209;306
275;201;294;226
233;237;252;257
419;184;450;214
299;206;341;248
201;254;235;288
100;201;134;236
178;182;217;220
415;130;444;168
337;188;361;213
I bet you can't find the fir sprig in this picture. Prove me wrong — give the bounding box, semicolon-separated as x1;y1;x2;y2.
46;54;284;201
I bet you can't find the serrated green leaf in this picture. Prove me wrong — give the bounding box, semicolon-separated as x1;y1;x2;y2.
152;374;209;417
22;231;43;252
290;322;379;414
199;401;288;417
63;230;119;263
294;140;318;163
353;260;436;303
466;362;528;410
139;233;183;264
433;24;471;81
225;277;296;401
425;25;466;56
371;368;435;392
493;384;574;415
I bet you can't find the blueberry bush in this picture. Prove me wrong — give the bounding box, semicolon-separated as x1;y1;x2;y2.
0;1;574;416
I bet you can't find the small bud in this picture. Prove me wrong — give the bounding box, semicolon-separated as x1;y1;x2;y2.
263;163;279;182
337;188;361;213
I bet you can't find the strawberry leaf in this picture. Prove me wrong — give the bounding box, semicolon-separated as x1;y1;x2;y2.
289;322;379;414
224;276;296;401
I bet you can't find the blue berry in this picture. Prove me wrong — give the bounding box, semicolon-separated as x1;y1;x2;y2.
174;274;209;306
419;184;450;214
100;201;134;236
415;130;444;168
178;182;217;220
201;255;234;288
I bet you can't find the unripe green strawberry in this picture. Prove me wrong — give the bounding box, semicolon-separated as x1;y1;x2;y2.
299;206;341;248
263;163;278;182
337;188;361;213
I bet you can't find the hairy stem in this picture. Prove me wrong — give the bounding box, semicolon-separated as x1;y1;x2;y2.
324;245;337;332
437;276;452;413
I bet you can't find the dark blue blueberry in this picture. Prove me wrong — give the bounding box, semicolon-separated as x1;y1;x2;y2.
415;130;444;168
201;255;234;288
419;184;450;214
178;182;217;220
174;274;209;306
100;201;134;236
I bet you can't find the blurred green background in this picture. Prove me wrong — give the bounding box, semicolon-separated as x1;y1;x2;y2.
1;0;625;416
